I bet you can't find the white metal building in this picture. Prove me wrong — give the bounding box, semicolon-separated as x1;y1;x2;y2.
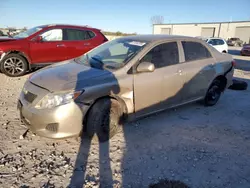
153;21;250;44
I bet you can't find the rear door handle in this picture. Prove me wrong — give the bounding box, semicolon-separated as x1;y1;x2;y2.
84;43;90;46
57;44;65;47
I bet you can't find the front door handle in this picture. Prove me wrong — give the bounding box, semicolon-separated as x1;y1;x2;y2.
176;70;182;75
84;43;90;46
57;44;65;47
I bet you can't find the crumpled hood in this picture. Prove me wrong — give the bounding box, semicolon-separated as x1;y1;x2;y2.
29;60;111;92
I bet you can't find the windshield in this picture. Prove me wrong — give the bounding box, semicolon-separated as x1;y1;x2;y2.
13;26;44;39
76;38;148;70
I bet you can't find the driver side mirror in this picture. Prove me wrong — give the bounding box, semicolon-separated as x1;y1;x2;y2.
137;61;155;73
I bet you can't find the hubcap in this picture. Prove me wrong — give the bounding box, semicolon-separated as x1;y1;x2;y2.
208;85;220;101
3;57;25;75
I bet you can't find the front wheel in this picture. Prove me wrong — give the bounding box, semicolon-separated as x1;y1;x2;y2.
0;54;28;77
204;80;222;106
86;98;123;142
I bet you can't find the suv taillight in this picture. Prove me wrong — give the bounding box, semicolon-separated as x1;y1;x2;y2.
100;32;108;42
232;60;236;67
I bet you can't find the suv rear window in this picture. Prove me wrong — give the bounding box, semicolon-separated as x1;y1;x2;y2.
182;41;212;61
64;29;92;40
209;39;225;45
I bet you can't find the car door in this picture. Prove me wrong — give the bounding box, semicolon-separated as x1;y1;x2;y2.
207;39;220;52
219;39;228;52
62;28;96;59
214;39;224;53
133;41;183;117
29;28;68;63
180;41;216;102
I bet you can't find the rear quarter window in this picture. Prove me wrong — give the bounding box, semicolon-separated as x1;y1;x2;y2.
87;31;96;39
182;41;212;62
64;29;93;40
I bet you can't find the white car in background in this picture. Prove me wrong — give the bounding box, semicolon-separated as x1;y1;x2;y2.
197;37;228;53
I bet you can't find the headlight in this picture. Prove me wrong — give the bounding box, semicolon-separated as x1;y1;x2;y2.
35;91;82;109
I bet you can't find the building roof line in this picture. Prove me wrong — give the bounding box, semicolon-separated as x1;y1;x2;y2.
153;20;250;26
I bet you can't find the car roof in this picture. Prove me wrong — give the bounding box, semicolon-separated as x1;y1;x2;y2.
207;37;225;40
37;24;98;30
120;34;194;42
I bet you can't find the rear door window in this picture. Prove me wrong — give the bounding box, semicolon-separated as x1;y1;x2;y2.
181;41;212;62
141;42;179;68
64;29;92;40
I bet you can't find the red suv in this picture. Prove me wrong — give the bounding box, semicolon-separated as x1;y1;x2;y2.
0;24;108;77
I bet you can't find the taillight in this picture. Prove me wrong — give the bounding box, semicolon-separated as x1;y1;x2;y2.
232;60;236;67
100;32;108;42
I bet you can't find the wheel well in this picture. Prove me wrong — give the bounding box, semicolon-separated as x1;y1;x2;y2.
222;50;227;53
6;51;30;69
82;95;128;132
214;75;227;91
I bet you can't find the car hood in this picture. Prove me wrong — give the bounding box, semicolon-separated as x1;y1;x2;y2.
29;60;112;92
0;37;17;42
243;45;250;49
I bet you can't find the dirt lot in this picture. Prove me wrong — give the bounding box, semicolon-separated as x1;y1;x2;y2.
0;47;250;188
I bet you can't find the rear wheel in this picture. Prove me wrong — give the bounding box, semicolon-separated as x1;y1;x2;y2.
204;80;222;106
0;54;28;77
86;98;123;142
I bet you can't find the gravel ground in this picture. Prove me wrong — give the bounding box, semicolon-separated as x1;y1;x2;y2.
0;49;250;188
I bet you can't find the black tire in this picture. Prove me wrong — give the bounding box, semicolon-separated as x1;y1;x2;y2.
86;98;123;142
204;80;222;106
0;54;28;77
228;79;248;90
